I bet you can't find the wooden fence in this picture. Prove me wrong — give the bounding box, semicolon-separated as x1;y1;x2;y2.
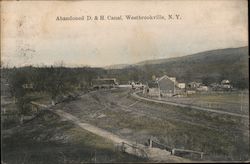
150;139;172;152
115;142;148;159
149;138;204;160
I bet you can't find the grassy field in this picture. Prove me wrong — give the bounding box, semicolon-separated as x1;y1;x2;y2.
1;110;147;164
142;91;249;115
57;88;249;161
187;91;249;105
2;88;248;163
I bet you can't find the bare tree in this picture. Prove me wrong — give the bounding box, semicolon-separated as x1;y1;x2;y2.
45;62;74;105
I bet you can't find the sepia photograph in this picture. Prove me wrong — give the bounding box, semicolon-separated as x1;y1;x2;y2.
1;0;249;163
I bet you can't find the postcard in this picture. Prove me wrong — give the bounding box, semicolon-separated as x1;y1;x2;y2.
1;0;249;163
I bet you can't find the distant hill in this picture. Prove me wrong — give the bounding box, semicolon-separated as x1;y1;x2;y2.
136;46;248;66
104;64;130;70
106;47;249;88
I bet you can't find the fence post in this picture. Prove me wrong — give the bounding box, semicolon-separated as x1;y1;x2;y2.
121;142;125;152
172;148;175;155
201;152;204;160
134;143;137;155
149;137;152;148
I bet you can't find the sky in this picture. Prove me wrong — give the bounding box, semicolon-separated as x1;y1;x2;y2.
1;0;248;67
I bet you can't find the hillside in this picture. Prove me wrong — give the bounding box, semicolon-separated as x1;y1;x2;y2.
106;47;249;88
136;47;247;65
104;64;130;70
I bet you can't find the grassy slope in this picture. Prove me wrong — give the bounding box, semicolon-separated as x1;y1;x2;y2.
1;110;147;164
57;89;249;161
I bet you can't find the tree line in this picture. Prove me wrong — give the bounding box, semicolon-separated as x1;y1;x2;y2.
1;65;106;122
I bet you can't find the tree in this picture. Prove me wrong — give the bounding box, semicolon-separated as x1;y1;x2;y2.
7;69;35;123
44;63;76;105
17;95;35;124
8;70;27;102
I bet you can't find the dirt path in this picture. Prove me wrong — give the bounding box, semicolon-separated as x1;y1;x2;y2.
32;101;190;162
54;109;130;144
30;89;248;162
53;109;190;162
132;92;249;119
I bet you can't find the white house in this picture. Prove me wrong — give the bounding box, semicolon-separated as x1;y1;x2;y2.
177;83;186;89
221;79;233;89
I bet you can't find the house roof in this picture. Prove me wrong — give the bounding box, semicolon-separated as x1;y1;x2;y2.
221;80;230;84
157;75;176;82
157;75;182;88
157;75;168;81
188;81;201;84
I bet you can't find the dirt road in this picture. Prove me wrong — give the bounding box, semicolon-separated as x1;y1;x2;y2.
32;101;189;162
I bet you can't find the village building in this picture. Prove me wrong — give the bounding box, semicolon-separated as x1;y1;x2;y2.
1;78;10;97
221;79;230;85
210;83;220;88
186;90;196;94
177;83;186;89
157;75;176;97
187;81;209;92
210;80;233;91
210;83;219;91
145;75;186;97
131;81;144;90
145;81;159;97
169;77;176;83
221;79;233;89
196;85;209;91
188;82;202;89
22;83;34;89
92;78;118;89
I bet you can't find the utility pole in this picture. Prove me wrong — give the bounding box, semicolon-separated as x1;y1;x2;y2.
174;81;175;95
157;81;161;100
240;91;243;112
94;150;96;163
149;137;152;148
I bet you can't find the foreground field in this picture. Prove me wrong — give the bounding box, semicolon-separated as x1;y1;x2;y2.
2;110;146;164
57;88;249;161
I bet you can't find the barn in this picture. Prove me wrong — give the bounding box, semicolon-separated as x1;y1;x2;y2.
145;75;186;97
157;75;176;97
